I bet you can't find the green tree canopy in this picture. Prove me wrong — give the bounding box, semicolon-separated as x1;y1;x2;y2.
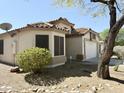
100;28;124;40
54;0;124;17
100;28;124;46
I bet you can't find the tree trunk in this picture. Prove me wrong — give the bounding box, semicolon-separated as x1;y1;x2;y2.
97;2;124;78
97;3;116;79
97;31;117;78
91;0;124;79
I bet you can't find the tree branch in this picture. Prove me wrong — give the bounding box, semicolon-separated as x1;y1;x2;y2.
91;0;108;5
111;14;124;33
115;1;121;13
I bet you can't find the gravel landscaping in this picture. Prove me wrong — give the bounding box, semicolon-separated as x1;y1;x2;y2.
0;61;123;93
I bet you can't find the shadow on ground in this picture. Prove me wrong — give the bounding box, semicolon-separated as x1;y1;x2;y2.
109;77;124;84
25;61;97;86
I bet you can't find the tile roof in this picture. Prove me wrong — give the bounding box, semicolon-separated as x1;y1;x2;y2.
49;17;75;26
27;22;70;32
0;17;75;37
66;28;99;37
0;22;69;37
76;28;89;34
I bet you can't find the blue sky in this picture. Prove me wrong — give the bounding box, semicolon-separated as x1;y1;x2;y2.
0;0;109;33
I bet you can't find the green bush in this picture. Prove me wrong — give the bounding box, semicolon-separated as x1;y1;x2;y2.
115;39;124;46
16;47;52;73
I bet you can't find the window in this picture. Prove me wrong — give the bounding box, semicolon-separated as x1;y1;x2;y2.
92;34;96;39
90;32;96;40
60;37;64;55
35;35;49;49
0;40;4;54
54;36;64;56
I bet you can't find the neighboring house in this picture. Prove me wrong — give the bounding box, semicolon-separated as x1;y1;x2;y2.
66;28;101;60
0;17;74;67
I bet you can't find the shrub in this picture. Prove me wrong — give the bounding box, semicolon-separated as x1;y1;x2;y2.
16;47;52;73
115;39;124;46
76;54;83;61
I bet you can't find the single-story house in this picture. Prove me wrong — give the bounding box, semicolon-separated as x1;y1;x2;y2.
66;28;101;60
0;17;102;66
0;17;75;67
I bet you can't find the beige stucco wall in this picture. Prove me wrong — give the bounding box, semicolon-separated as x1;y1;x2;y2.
0;34;17;64
66;35;99;60
83;33;90;39
66;36;83;59
83;32;99;41
0;29;66;66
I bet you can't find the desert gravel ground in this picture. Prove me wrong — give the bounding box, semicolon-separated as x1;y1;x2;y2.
0;61;123;93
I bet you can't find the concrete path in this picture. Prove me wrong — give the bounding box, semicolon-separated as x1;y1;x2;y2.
85;57;124;66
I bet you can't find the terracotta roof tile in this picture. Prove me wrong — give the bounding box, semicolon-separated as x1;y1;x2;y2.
27;22;70;32
66;28;99;37
49;17;75;26
76;28;89;34
0;22;69;36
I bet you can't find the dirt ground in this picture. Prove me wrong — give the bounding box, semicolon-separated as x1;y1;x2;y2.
0;61;123;93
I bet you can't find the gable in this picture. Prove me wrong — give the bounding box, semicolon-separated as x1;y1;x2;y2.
55;22;72;31
49;17;74;32
83;31;99;41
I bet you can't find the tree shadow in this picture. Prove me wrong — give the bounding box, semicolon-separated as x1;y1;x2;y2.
108;77;124;84
25;62;98;86
116;71;124;72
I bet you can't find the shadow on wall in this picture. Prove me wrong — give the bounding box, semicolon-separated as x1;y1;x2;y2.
25;61;98;86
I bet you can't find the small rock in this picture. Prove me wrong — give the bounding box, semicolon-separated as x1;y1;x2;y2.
105;83;110;87
19;68;23;72
45;89;49;93
21;89;28;93
10;66;20;73
63;85;68;88
68;78;72;80
28;88;32;91
6;90;12;93
77;84;82;88
98;84;102;87
50;90;55;93
71;88;75;91
57;86;61;89
87;90;95;93
6;86;12;89
110;87;114;89
98;87;104;90
0;90;5;93
92;86;97;91
1;86;6;89
32;88;38;92
37;88;45;93
51;86;57;89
